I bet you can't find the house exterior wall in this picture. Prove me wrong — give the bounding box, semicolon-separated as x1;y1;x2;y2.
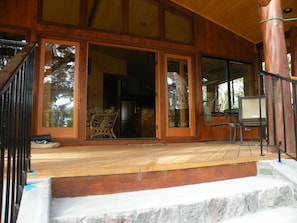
0;0;258;145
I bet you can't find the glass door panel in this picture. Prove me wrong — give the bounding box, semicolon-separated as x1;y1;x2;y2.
37;39;79;138
166;56;194;136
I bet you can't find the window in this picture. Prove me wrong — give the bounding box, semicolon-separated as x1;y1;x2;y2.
42;0;80;25
202;57;252;112
288;53;292;75
88;0;122;31
165;10;192;43
41;0;194;43
129;0;159;37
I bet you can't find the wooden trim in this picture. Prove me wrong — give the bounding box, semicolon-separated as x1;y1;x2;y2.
0;25;31;40
77;40;88;142
80;0;89;27
34;23;196;53
122;0;129;32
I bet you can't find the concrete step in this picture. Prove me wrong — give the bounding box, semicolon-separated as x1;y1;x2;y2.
17;178;51;223
50;175;296;223
222;206;297;223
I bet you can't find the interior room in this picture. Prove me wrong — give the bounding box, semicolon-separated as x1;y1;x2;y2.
87;44;156;139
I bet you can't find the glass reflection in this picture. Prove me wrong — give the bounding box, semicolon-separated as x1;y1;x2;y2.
202;56;252;112
42;43;76;127
167;59;189;128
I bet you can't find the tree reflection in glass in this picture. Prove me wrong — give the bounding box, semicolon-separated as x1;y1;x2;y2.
42;43;75;127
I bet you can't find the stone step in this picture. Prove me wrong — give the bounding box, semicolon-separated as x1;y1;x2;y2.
222;206;297;223
50;175;296;223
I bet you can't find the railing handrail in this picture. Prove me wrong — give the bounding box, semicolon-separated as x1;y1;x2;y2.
1;41;37;223
0;42;37;91
258;70;297;162
0;39;28;47
259;70;297;84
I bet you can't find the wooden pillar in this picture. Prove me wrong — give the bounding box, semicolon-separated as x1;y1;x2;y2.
291;26;297;78
258;0;296;153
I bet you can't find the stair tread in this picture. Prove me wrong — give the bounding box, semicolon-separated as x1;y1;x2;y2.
222;206;297;223
50;175;292;220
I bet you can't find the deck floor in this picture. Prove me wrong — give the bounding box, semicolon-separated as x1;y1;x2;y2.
28;141;285;179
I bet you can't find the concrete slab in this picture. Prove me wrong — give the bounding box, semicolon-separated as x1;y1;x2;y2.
50;175;294;223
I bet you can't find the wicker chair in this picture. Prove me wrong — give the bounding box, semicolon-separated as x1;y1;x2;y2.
90;110;119;138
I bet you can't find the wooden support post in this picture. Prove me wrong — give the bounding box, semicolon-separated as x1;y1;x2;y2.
258;0;296;153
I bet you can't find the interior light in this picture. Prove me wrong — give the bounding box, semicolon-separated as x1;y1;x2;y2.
283;8;293;14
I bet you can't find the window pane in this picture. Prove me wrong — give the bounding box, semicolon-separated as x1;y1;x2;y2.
201;57;227;112
42;43;76;127
217;82;228;111
88;0;122;31
129;0;159;37
288;53;292;75
42;0;80;25
229;61;251;108
202;57;252;112
230;77;244;108
167;59;189;128
165;10;192;43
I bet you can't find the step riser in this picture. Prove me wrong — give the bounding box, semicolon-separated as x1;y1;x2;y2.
51;162;257;198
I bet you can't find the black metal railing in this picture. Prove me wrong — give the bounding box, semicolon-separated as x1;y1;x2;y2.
259;71;297;162
0;39;27;71
0;42;36;223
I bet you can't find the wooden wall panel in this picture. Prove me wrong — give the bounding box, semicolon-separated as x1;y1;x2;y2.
194;15;257;142
196;16;256;61
0;0;36;28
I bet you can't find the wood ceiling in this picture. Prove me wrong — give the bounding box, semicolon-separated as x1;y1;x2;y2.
171;0;297;44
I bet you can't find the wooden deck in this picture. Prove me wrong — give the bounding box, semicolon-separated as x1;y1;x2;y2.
28;141;289;197
29;141;283;179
